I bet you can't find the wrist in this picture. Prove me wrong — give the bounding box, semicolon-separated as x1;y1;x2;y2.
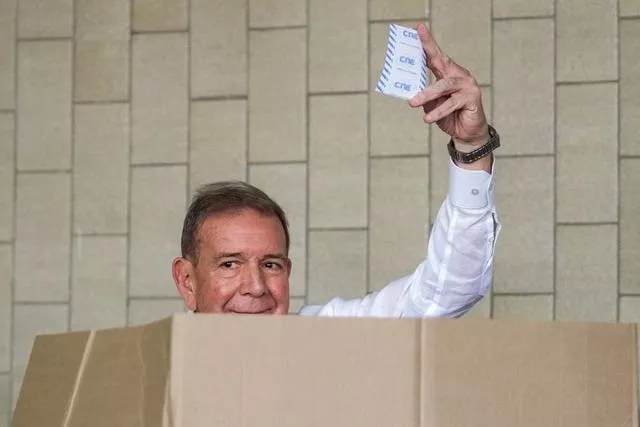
453;125;490;153
448;124;499;174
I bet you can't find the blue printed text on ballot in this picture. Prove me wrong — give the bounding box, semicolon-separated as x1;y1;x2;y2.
399;56;416;65
402;30;419;40
394;81;412;91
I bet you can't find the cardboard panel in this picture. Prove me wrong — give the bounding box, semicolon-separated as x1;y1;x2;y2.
12;315;638;427
171;315;420;427
420;318;638;427
67;319;172;427
11;331;91;427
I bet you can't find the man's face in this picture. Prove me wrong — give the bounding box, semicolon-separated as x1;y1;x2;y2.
173;208;291;314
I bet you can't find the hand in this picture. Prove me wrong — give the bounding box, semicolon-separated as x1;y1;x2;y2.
408;23;489;149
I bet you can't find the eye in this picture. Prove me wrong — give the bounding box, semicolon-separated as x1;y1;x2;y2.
221;261;238;269
264;262;282;270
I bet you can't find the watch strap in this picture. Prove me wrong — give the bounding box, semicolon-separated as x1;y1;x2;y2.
447;125;500;164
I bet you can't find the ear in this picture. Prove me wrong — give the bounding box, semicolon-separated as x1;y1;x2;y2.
172;257;197;312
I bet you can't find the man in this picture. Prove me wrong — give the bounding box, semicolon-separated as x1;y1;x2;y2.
172;23;501;318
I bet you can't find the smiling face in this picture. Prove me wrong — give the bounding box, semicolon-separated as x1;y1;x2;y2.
172;208;291;314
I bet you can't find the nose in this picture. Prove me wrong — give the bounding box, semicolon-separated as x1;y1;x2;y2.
239;263;267;297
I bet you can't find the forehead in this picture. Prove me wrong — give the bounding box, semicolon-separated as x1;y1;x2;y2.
196;209;287;255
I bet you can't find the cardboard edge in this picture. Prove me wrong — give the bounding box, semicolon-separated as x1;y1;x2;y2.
60;330;96;427
162;374;172;427
139;316;174;427
162;314;183;427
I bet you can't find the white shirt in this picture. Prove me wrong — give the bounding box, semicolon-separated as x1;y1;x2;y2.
298;159;500;318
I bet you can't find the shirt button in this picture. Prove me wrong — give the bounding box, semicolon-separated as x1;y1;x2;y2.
471;189;479;196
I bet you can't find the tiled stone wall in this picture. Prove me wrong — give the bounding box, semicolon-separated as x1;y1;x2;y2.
1;0;639;422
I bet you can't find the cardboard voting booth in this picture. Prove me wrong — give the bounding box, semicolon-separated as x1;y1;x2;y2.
11;315;639;427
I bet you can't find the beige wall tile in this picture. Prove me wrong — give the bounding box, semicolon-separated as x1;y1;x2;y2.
620;0;640;16
369;94;429;156
73;104;129;235
132;33;188;164
494;157;554;293
130;166;186;297
12;304;68;406
0;0;16;110
620;297;640;323
0;374;9;427
15;173;70;302
309;95;367;228
75;41;129;103
17;41;72;171
369;0;428;20
493;295;553;321
369;157;429;291
249;29;306;162
288;297;306;314
0;245;11;372
128;298;185;326
308;230;367;305
0;114;13;242
75;0;130;102
189;100;246;193
132;0;187;31
191;0;247;97
249;163;307;297
18;0;72;38
309;0;367;92
494;19;554;156
430;86;491;222
621;159;640;294
249;0;306;27
556;0;617;81
370;22;429;156
431;0;491;85
621;20;640;156
71;236;127;330
556;83;618;222
493;0;553;17
462;293;491;318
556;225;617;322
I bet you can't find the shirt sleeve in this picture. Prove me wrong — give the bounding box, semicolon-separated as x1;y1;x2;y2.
298;158;501;318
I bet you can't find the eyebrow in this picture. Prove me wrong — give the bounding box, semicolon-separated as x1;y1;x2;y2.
213;253;243;262
262;253;288;261
212;253;288;262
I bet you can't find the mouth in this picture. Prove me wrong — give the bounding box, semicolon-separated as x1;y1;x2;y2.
227;308;274;315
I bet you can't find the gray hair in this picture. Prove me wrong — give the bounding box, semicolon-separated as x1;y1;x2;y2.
181;181;290;263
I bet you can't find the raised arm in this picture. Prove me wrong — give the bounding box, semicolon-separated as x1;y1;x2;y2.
298;24;501;318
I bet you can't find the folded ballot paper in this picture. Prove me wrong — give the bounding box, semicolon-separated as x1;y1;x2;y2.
375;24;428;100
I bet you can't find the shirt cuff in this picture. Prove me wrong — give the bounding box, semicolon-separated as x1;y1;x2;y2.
448;158;495;210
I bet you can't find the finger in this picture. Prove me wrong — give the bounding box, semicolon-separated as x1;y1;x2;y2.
422;98;447;116
408;77;464;108
423;95;462;123
416;23;446;78
417;23;471;79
